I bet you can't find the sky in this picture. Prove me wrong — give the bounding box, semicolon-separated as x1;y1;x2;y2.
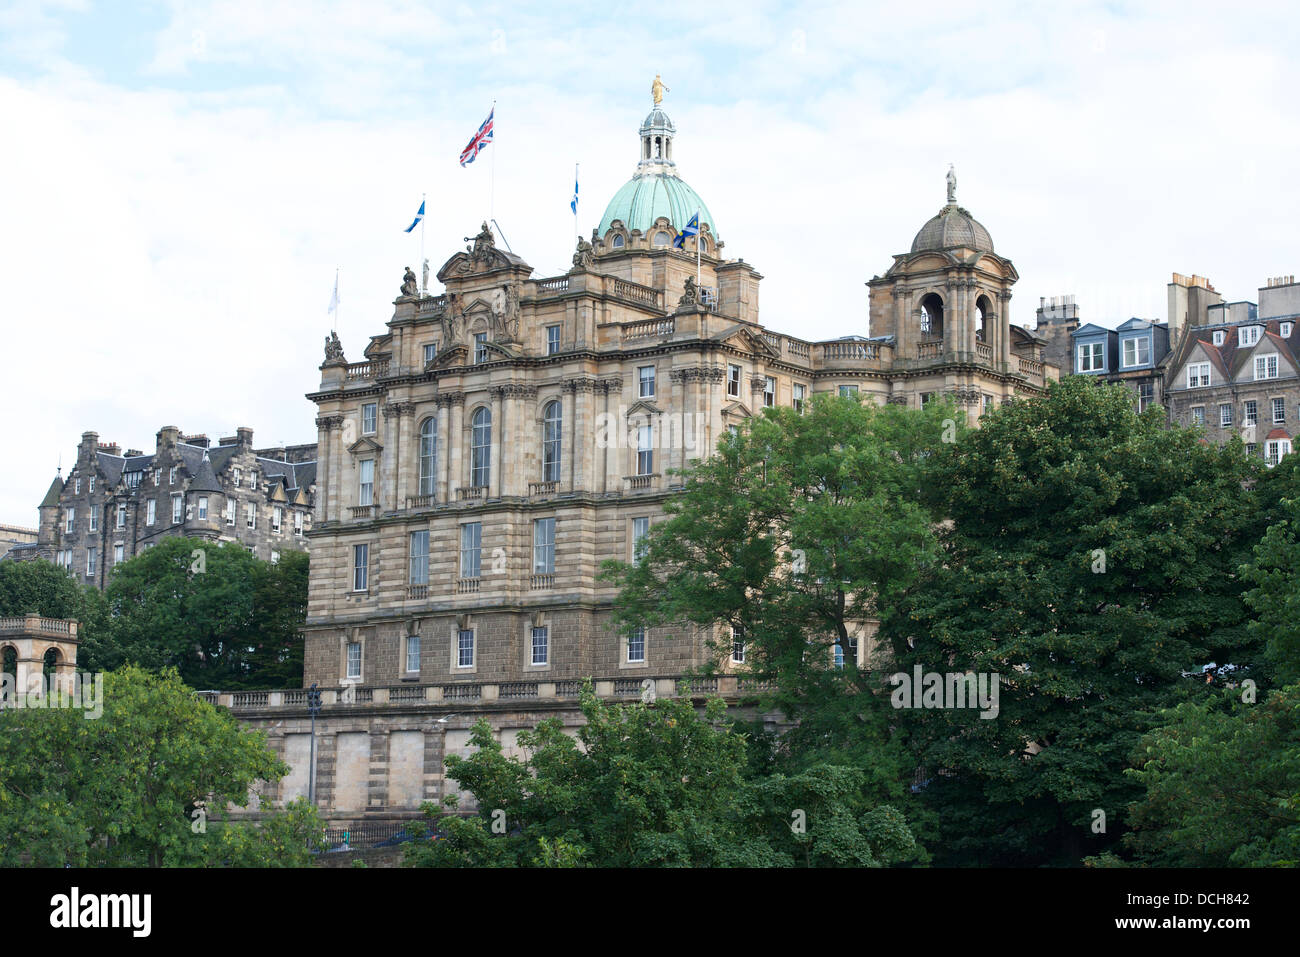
2;0;1296;526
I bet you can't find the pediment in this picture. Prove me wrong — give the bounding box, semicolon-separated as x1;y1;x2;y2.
723;401;753;418
269;485;288;503
292;489;310;506
714;325;780;358
346;437;383;455
624;399;663;418
436;249;532;283
428;344;467;370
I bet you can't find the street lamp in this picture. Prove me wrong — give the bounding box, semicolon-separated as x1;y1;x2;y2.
306;683;323;806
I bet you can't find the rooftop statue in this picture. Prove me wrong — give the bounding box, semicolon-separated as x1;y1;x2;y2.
651;74;669;106
946;164;957;205
400;266;418;297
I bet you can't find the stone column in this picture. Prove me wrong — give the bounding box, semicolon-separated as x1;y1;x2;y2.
999;290;1013;369
447;393;465;498
382;403;400;512
488;386;503;498
435;397;453;503
669;368;687;480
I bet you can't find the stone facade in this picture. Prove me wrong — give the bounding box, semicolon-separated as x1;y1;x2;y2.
10;425;316;586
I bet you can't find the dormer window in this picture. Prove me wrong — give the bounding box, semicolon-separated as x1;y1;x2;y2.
652;231;671;247
1240;325;1262;347
1283;322;1294;338
1121;337;1149;368
1078;342;1104;373
1187;362;1210;388
1255;354;1279;380
474;332;489;363
1213;330;1225;346
612;234;625;249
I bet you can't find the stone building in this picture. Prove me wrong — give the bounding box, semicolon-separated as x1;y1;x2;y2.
300;93;1057;697
1070;317;1171;412
8;426;316;586
1163;275;1300;464
0;525;37;561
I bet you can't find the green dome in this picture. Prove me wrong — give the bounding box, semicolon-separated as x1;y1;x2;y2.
598;172;716;239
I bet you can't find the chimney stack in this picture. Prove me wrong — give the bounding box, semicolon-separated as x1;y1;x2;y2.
236;427;254;447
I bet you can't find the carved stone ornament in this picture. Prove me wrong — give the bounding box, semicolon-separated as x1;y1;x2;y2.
323;330;346;364
571;236;594;271
400;266;418;298
679;275;698;307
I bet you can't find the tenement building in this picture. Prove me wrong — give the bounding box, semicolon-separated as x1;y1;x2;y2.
1164;275;1300;464
9;426;316;586
300;90;1058;699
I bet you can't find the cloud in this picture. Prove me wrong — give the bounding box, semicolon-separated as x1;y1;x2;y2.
0;0;1296;524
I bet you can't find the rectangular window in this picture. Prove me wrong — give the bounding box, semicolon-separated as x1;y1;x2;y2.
125;471;141;489
113;544;124;565
272;505;283;531
457;629;475;668
792;383;806;413
74;477;81;495
270;550;279;564
763;376;776;407
834;642;844;668
116;504;126;528
727;363;741;397
531;626;549;666
731;625;745;664
474;332;489;363
1220;404;1233;427
1273;398;1286;424
1256;355;1279;380
1246;443;1258;457
1267;439;1292;467
245;502;257;529
362;403;377;435
424;342;439;365
546;325;561;355
1244;400;1258;426
1122;337;1150;368
294;510;304;534
1078;341;1104;372
1137;382;1154;413
983;394;994;415
346;642;362;679
628;626;646;663
632;516;650;562
359;459;374;506
153;469;161;486
1240;326;1261;347
839;384;859;397
352;543;369;591
406;634;421;673
146;500;156;526
636;424;654;475
1284;322;1294;338
169;466;178;484
86;546;97;577
1213;330;1226;346
197;496;208;520
638;365;656;398
88;508;97;532
225;499;236;525
88;475;94;493
65;508;74;533
409;530;429;585
460;522;482;578
1187;362;1210;388
233;468;242;487
171;494;182;524
1191;406;1205;425
920;392;935;405
533;517;556;574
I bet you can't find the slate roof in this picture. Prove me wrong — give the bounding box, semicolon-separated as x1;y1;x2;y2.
40;475;64;508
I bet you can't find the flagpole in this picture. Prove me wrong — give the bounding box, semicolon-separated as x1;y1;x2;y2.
696;208;701;289
574;162;579;246
419;192;426;294
489;99;497;224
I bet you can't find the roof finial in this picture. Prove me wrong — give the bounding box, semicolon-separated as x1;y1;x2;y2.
651;73;669;106
946;164;957;205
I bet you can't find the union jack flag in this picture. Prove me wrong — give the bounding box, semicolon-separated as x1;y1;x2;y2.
459;107;494;167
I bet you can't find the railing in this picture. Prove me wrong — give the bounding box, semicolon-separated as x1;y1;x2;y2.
1018;356;1044;378
976;341;993;362
623;317;675;341
530;573;554;590
737;676;777;693
787;339;811;359
762;332;783;353
456;486;486;501
0;615;77;637
821;341;882;361
417;294;447;313
916;340;944;360
388;685;426;702
676;676;719;695
611;278;660;307
407;584;429;600
353;688;374;704
457;578;480;594
500;682;539;700
529;481;558;496
537;276;570;293
613;678;643;696
555;680;583;697
407;494;435;510
625;475;655;490
349;505;378;519
231;691;269;709
443;683;482;701
283;690;308;705
345;359;389;381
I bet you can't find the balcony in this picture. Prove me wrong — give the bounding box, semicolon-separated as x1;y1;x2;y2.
349;504;378;519
457;577;480;594
625;474;656;491
976;341;993;363
407;584;429;600
456;486;486;501
535;276;570;294
529;481;558;497
406;494;436;510
623;317;675;342
345;359;389;381
916;340;944;361
530;573;554;590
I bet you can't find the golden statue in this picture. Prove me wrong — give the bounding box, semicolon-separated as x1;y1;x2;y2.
651;74;669;106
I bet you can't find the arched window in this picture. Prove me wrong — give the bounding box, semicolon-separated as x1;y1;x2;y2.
418;417;437;497
920;293;945;339
542;400;562;483
43;648;59;682
612;234;625;248
1;645;15;701
976;295;990;342
471;407;492;489
652;231;671;247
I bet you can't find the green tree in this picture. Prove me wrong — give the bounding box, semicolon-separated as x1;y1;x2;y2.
1242;490;1300;686
1121;684;1300;867
0;557;106;637
0;665;322;866
406;688;916;867
884;377;1263;866
89;537;305;688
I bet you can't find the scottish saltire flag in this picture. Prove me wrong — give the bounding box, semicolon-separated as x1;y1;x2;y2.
327;272;339;314
404;200;425;233
459;108;495;166
571;169;579;214
673;211;700;249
